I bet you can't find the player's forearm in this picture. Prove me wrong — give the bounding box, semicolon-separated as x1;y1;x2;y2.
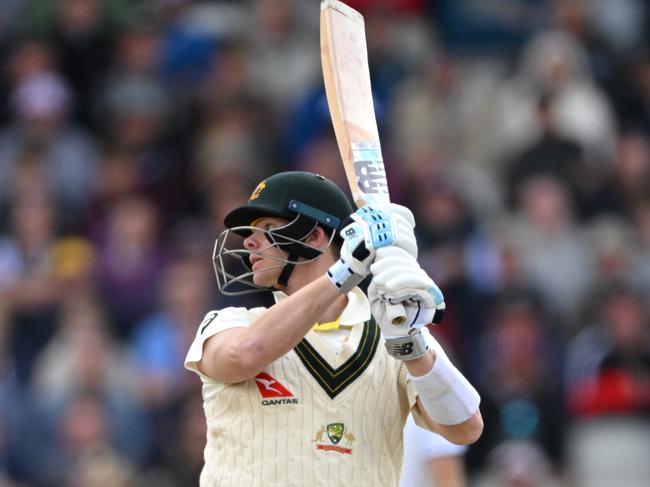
235;275;346;372
404;349;435;376
407;352;481;444
418;407;483;445
407;336;483;445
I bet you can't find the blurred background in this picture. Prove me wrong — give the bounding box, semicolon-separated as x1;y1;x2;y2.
0;0;649;486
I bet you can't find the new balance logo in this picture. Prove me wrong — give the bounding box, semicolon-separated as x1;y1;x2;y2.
392;343;414;356
344;227;358;239
354;160;388;195
254;373;298;405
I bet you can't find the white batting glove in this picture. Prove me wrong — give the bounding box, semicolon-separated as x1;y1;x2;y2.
368;247;445;360
369;247;445;334
327;204;418;294
376;203;418;258
327;205;396;293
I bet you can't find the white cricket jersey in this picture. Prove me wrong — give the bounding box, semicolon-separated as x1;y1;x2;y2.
185;288;429;487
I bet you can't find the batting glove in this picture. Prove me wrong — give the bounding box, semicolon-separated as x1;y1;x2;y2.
376;203;418;258
327;205;396;293
368;247;445;360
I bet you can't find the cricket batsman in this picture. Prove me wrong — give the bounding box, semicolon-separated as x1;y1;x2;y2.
185;171;483;486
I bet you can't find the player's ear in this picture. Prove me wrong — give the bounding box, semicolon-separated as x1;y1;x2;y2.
305;225;329;248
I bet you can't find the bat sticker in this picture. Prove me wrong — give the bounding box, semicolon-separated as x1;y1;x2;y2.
351;142;388;203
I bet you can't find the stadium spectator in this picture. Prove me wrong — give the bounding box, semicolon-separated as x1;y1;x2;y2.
0;71;99;210
0;192;62;387
32;298;149;468
504;175;594;319
565;282;650;487
94;195;166;339
589;130;650;220
128;252;213;463
496;30;617;168
629;199;650;296
469;290;565;473
472;439;563;487
502;91;594;218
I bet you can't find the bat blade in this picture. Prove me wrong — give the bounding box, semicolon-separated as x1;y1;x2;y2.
320;0;390;208
320;0;405;325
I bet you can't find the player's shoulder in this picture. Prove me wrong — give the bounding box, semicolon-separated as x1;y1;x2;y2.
205;305;269;320
197;306;268;333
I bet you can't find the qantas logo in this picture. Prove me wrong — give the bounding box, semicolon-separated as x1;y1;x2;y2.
254;373;298;405
255;373;291;397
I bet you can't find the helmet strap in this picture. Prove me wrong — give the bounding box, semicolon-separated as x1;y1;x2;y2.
277;253;298;287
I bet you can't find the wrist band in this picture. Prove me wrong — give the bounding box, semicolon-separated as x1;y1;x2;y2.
384;332;429;361
409;329;480;425
327;258;364;294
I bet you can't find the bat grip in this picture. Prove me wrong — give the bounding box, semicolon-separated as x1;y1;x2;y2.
385;302;407;325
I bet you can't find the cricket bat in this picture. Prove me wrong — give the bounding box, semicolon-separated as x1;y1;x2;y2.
320;0;405;324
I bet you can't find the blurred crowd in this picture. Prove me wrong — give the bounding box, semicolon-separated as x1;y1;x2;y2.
0;0;650;486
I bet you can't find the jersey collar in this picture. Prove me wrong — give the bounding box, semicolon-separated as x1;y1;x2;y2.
272;286;370;328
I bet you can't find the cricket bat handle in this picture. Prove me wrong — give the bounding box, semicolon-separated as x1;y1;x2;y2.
378;283;406;325
387;303;407;325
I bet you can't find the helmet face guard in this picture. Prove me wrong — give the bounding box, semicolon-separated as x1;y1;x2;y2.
215;172;353;295
213;214;336;295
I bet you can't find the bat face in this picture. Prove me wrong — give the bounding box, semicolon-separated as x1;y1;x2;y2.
321;0;406;325
320;0;390;208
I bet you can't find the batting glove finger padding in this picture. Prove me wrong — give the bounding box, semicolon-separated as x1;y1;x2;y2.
377;203;418;258
368;247;446;336
327;205;396;293
384;203;415;227
371;298;435;337
373;285;446;327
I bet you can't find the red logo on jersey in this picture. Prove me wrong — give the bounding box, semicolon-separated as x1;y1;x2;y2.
254;372;293;398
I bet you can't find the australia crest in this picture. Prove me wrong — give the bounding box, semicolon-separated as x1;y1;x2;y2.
313;423;356;454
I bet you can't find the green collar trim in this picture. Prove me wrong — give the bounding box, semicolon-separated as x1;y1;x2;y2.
294;319;380;399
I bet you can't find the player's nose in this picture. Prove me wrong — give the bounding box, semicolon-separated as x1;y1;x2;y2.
243;234;256;250
243;229;263;250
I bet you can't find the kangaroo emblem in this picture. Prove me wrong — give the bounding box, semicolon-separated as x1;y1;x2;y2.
313;425;325;442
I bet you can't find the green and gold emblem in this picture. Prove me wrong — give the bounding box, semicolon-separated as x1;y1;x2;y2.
249;181;266;201
327;423;344;445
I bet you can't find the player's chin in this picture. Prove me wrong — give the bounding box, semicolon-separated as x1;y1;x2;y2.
252;265;280;287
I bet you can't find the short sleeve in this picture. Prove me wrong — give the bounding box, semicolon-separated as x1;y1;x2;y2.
184;306;266;376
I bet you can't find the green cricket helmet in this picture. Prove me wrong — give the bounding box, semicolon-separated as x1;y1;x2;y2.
214;171;354;295
224;171;354;236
